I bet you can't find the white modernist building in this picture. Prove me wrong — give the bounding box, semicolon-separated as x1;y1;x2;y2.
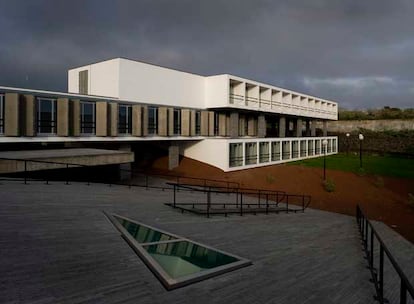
0;58;338;172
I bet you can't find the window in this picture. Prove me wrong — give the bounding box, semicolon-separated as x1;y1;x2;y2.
195;111;201;135
259;142;269;163
81;101;95;134
37;98;57;134
271;142;281;161
245;142;257;165
118;104;132;134
148;106;158;135
0;94;4;134
229;143;243;167
79;70;88;95
173;109;181;135
214;113;219;136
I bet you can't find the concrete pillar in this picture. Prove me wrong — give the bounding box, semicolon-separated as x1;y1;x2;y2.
158;107;168;136
70;99;80;136
96;101;107;136
108;102;118;137
132;105;142;136
208;111;215;136
168;108;174;136
142;105;148;136
305;120;311;137
218;113;227;136
323;121;327;136
296;118;302;137
22;95;36;136
279;117;286;138
258;114;266;138
57;98;69;136
4;93;19;136
239;115;246;136
200;110;209;136
189;110;196;136
119;144;132;180
311;120;316;137
229;112;239;138
247;116;256;136
168;144;180;170
181;109;190;136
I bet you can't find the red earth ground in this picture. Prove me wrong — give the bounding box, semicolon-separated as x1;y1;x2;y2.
146;156;414;244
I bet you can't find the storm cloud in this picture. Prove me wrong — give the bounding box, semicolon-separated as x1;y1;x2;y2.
1;0;414;109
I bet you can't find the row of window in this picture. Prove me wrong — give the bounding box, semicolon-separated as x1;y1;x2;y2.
229;139;337;167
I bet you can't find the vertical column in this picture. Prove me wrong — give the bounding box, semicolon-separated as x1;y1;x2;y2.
4;93;19;136
189;110;196;136
323;121;328;136
208;111;215;136
107;102;118;137
132;105;142;136
119;144;132;180
70;99;80;136
181;109;190;136
229;112;239;138
311;119;316;137
168;144;180;170
305;120;311;137
296;118;302;137
279;117;286;138
218;113;227;136
167;108;174;136
57;98;69;136
158;107;168;136
247;116;256;136
258;114;266;138
142;105;148;136
22;95;36;136
95;101;107;136
239;115;246;136
200;110;209;136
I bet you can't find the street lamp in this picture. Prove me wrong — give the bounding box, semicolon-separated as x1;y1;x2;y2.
322;139;328;180
359;133;364;168
346;133;350;155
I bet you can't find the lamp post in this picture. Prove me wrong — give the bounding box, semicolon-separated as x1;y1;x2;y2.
346;133;350;155
322;139;328;180
358;133;364;168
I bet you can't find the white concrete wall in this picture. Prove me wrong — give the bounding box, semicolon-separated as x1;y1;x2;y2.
183;139;229;171
205;75;229;108
118;58;205;108
68;58;120;98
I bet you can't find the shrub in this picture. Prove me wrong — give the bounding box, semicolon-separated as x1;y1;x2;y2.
323;179;336;192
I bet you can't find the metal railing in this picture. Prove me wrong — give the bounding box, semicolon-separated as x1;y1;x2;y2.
167;182;311;218
0;157;239;190
356;205;414;304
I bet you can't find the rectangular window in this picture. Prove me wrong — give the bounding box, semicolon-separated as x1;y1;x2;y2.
271;142;281;161
37;97;57;134
173;109;181;135
229;143;243;167
245;142;257;165
214;113;219;136
148;106;158;135
195;111;201;135
0;94;4;134
259;142;270;163
81;101;95;134
118;104;132;134
79;70;88;95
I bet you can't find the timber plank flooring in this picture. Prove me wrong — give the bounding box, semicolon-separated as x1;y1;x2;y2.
0;180;410;303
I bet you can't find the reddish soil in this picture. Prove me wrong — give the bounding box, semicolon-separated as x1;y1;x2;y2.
148;156;414;244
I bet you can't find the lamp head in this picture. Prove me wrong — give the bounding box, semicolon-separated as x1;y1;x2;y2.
359;133;364;141
346;133;350;137
322;139;328;146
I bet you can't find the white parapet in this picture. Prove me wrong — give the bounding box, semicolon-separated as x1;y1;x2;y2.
183;136;338;172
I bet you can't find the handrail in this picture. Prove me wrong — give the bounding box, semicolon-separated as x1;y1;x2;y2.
168;182;311;218
356;205;414;304
0;156;239;190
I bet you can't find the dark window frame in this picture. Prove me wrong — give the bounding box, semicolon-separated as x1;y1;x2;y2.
37;97;57;135
80;101;96;135
0;94;4;134
148;106;158;135
118;104;132;135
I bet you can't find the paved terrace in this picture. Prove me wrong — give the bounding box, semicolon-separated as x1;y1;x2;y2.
1;180;413;304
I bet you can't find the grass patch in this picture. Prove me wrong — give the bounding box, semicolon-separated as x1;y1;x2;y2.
289;153;414;179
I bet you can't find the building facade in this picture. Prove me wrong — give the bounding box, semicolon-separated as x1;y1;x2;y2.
0;58;338;171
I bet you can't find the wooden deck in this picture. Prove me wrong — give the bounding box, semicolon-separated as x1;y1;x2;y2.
0;179;412;303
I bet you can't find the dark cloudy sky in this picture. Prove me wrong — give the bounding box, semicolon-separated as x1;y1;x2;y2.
1;0;413;109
